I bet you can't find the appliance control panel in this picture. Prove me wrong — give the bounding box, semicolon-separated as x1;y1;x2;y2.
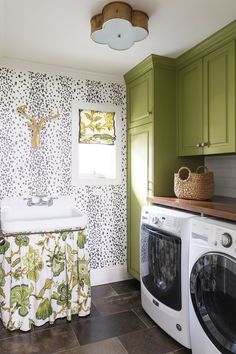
219;232;233;248
215;228;235;251
145;211;182;235
192;218;236;257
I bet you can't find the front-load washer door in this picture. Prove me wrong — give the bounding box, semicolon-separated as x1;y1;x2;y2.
190;252;236;354
141;224;181;311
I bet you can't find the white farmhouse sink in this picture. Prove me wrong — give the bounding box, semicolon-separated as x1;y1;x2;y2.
1;196;87;234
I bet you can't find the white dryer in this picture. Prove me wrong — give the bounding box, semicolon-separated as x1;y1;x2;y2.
140;205;195;348
189;217;236;354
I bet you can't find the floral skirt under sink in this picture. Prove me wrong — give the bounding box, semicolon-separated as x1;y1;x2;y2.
0;229;91;331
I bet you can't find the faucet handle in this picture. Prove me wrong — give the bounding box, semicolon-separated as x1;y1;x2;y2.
0;236;5;246
48;198;53;206
47;197;58;207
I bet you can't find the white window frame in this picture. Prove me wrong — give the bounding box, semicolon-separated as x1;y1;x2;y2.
72;101;122;185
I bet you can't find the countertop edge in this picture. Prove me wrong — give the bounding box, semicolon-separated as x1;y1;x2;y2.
147;196;236;222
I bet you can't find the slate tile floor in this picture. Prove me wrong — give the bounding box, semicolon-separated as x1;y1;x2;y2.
0;279;192;354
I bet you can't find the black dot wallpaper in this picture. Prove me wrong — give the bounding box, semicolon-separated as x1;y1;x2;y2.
0;67;127;270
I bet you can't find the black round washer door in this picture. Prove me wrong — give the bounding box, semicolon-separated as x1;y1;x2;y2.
190;252;236;354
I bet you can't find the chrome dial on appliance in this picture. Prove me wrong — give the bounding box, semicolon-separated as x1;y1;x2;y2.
221;232;233;248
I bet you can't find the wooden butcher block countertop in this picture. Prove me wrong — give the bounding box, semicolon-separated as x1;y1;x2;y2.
147;196;236;222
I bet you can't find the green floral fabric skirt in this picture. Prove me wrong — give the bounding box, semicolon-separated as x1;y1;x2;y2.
0;229;91;331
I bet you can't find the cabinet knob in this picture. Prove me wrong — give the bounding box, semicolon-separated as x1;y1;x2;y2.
196;142;208;148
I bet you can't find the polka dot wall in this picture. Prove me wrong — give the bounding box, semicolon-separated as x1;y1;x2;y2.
0;66;127;270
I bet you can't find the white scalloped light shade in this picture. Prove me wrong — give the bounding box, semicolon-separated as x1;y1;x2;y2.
91;18;148;50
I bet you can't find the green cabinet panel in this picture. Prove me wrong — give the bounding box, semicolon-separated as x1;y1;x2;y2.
127;70;153;128
177;59;203;156
203;42;235;154
127;123;153;279
178;41;236;156
125;55;203;280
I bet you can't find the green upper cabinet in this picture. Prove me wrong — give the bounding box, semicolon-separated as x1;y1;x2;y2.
127;70;153;129
177;37;236;156
177;59;203;156
203;42;235;154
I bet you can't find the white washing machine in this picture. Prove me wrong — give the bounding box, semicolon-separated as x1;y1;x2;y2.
189;217;236;354
140;205;195;348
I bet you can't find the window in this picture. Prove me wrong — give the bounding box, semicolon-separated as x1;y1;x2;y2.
72;102;122;185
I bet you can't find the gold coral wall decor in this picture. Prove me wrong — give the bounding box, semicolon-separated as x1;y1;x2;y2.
17;105;60;148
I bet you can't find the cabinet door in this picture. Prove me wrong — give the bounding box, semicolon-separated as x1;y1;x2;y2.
177;59;203;156
203;42;235;154
127;123;153;280
127;71;153;129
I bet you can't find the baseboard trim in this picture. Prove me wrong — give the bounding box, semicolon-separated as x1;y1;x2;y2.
90;264;132;286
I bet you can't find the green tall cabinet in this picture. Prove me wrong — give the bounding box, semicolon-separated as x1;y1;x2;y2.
177;38;236;156
125;55;203;280
127;123;153;279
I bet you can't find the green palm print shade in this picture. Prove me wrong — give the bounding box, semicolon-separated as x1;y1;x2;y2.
0;229;91;331
79;109;116;145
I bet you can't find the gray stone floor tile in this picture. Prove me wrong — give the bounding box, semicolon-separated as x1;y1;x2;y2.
93;291;141;316
91;284;117;300
119;327;182;354
0;324;79;354
132;307;156;328
72;310;146;345
110;279;140;294
171;348;192;354
79;337;128;354
55;338;128;354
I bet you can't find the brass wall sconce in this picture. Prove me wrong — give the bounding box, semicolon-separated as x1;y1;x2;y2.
17;105;60;148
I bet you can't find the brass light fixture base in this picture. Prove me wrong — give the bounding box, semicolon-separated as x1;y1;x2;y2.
91;2;149;50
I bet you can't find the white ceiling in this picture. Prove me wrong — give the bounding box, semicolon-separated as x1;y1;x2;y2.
1;0;236;76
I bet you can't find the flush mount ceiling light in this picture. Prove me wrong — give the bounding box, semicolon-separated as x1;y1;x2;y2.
90;2;149;50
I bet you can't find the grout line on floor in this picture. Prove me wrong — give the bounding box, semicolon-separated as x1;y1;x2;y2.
109;284;141;293
0;328;33;342
92;284;119;297
131;308;150;329
117;336;129;354
173;347;189;352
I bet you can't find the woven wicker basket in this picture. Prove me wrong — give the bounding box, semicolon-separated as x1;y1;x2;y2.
174;166;214;200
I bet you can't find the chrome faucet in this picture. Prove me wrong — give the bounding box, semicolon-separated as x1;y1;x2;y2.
25;196;57;207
